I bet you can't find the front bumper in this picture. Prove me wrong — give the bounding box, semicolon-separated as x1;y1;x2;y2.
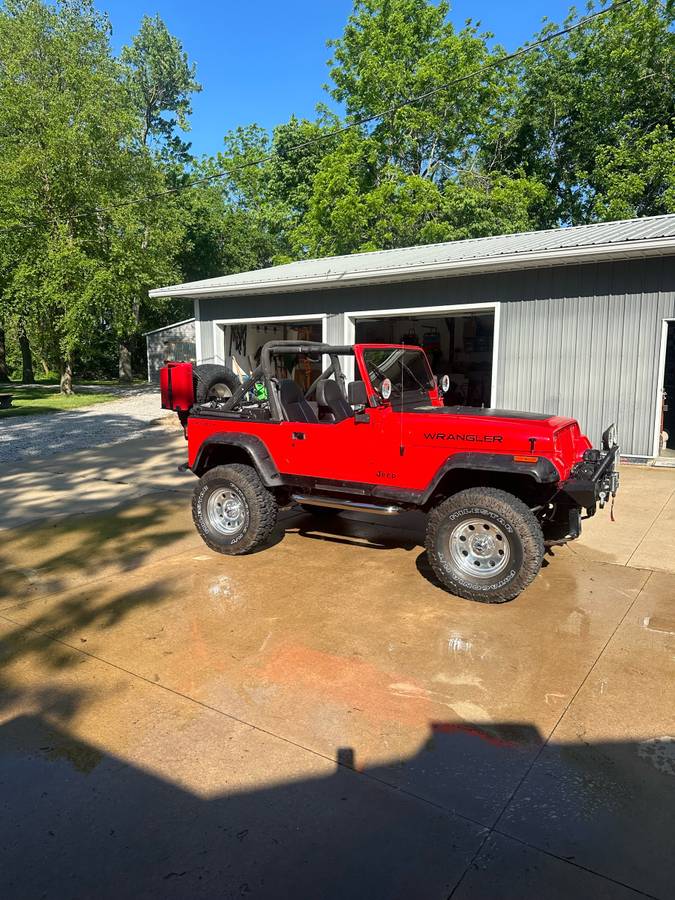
559;425;620;516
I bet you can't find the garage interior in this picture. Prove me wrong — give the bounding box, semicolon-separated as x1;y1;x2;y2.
660;320;675;459
219;311;495;408
355;312;494;407
222;320;323;391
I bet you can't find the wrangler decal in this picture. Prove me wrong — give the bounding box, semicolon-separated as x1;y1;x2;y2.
424;432;503;443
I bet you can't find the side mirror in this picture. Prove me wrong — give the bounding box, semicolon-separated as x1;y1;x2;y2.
348;381;368;407
438;374;450;394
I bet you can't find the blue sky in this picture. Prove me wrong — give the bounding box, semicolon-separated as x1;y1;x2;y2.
101;0;575;158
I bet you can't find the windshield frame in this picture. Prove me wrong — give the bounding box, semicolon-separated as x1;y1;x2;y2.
355;344;436;407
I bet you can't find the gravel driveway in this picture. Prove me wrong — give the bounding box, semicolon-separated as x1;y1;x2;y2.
0;388;173;464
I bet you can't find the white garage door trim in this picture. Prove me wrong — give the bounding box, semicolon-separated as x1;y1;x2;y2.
194;299;202;363
212;313;328;365
653;316;675;460
345;302;501;407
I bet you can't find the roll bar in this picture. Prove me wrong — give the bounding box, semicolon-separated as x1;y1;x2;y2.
223;341;354;421
260;341;353;374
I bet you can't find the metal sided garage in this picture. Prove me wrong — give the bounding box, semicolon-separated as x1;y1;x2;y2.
150;215;675;463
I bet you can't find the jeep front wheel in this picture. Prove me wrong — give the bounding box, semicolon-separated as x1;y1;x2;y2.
425;487;544;603
192;463;278;555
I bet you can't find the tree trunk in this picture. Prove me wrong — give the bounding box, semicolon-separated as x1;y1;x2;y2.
0;326;9;381
118;341;133;383
60;359;74;395
18;323;35;384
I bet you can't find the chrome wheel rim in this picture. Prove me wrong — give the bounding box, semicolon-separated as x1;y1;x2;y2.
206;487;246;534
208;383;232;400
449;517;510;578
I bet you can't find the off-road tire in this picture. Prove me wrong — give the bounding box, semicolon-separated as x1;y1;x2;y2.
192;464;278;555
193;364;240;403
425;487;544;603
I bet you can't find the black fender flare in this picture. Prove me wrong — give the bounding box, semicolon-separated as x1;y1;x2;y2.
420;452;559;504
191;432;281;486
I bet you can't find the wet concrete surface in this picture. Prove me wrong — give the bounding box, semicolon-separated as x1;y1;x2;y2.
0;437;674;898
573;462;675;571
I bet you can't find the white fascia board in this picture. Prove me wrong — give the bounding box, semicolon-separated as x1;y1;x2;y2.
148;238;675;300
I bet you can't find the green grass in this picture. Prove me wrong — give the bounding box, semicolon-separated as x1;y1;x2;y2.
0;385;119;418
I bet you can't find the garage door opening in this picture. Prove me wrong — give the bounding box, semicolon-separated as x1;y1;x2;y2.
355;311;495;407
659;320;675;461
218;318;324;391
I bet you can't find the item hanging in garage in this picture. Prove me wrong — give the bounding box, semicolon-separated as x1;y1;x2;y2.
422;327;442;369
400;330;420;345
422;328;441;354
232;325;247;356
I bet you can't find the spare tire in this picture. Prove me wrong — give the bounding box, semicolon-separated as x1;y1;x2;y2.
193;364;241;404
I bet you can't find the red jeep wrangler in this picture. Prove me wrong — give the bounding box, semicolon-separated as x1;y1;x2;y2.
161;341;619;603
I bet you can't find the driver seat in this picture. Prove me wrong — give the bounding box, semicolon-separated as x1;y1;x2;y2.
316;379;353;423
278;379;318;423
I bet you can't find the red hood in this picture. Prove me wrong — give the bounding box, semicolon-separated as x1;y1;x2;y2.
403;406;589;479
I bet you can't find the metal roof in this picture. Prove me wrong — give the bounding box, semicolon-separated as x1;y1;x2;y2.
142;317;195;336
149;214;675;300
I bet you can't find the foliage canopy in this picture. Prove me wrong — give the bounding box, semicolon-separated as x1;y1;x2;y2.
0;0;672;387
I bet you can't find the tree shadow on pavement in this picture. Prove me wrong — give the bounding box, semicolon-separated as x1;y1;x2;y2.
0;574;174;720
0;497;194;604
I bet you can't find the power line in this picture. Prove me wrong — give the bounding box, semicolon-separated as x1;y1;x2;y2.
2;0;635;234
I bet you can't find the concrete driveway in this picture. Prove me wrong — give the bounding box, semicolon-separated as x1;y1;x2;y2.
0;436;673;899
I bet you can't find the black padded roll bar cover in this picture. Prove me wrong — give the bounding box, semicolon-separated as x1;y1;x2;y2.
260;340;353;376
348;381;368;406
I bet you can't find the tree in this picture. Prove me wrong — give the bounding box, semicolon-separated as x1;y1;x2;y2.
121;14;201;156
485;0;675;223
286;0;548;256
176;159;280;281
327;0;502;179
0;325;8;381
203;117;337;268
591;121;675;221
114;15;200;381
0;1;189;391
0;0;136;391
295;129;548;256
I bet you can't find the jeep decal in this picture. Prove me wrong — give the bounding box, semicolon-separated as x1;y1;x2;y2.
424;432;503;443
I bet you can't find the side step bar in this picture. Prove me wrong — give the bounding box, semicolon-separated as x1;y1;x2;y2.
291;493;401;516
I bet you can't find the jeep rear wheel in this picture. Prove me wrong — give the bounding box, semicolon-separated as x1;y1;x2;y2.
192;464;278;555
425;487;544;603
